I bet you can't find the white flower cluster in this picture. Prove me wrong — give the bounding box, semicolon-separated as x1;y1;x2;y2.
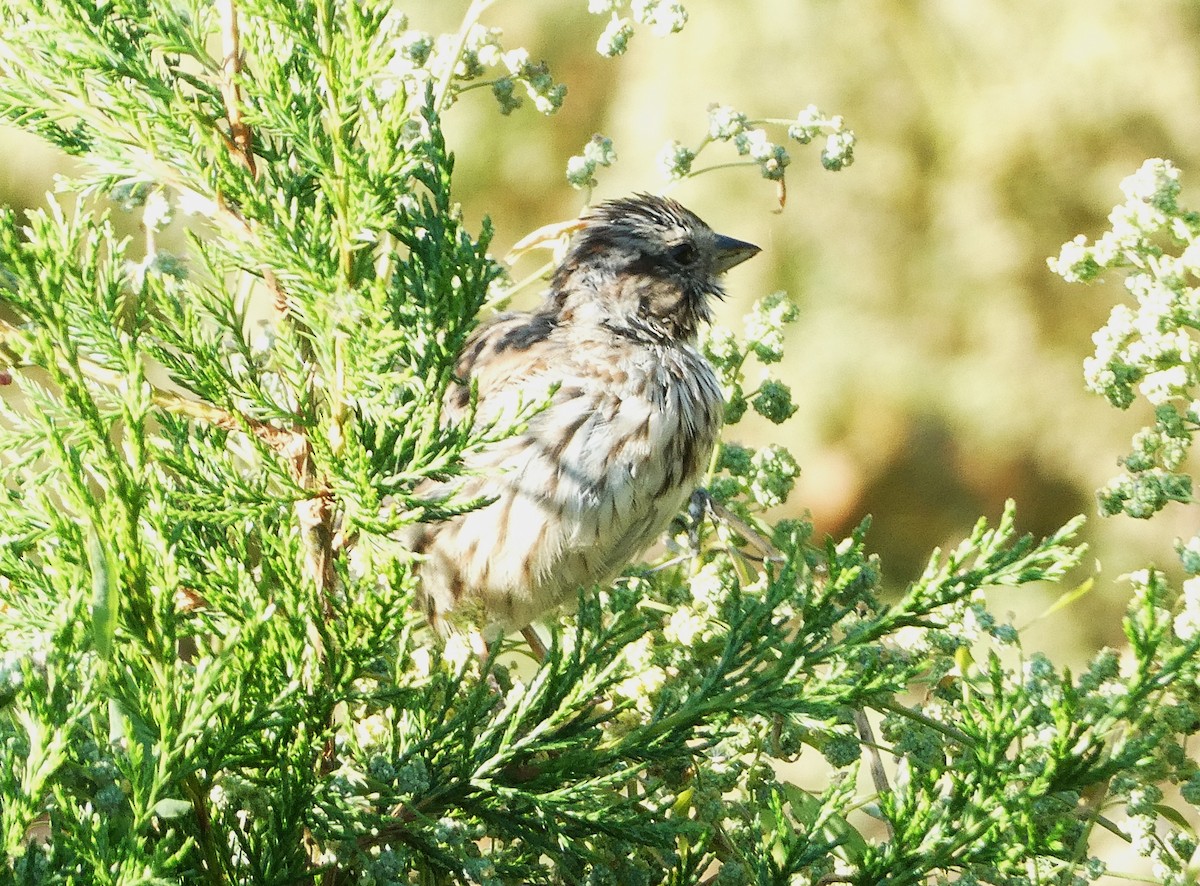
380;18;566;116
747;444;799;509
482;46;567;115
695;104;793;182
1050;159;1183;283
595;15;635;57
1052;159;1200;522
788;105;856;170
657;104;855;187
743;291;800;365
657;140;695;181
589;0;689;56
565;134;618;189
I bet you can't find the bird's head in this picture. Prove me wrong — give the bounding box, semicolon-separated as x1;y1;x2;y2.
548;194;760;343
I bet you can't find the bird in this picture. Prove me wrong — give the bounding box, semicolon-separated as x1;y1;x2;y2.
402;194;760;653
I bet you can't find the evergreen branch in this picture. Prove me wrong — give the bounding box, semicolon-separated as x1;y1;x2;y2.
0;315;293;449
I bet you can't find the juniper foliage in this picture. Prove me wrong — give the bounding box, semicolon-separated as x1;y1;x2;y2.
0;2;1197;885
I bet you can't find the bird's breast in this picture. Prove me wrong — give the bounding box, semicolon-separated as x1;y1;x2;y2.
519;342;723;552
415;336;724;635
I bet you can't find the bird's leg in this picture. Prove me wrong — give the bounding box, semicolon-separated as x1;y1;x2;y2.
694;486;785;565
467;630;508;697
686;487;711;557
521;625;549;661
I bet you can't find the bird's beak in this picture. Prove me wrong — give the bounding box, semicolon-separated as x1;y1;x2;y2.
711;234;761;274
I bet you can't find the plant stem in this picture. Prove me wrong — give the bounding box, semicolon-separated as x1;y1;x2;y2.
434;0;497;115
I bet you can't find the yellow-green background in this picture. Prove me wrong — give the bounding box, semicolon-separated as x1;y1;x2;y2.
4;0;1200;667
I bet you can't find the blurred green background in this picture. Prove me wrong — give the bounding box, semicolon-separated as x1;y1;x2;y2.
4;0;1200;665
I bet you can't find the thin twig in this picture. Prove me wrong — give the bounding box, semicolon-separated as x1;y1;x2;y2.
433;0;496;114
873;697;976;748
853;708;895;840
214;1;290;316
217;0;256;177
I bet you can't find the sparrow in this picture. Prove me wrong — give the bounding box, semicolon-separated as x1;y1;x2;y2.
403;194;760;648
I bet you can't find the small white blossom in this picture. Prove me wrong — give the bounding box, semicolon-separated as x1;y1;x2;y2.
532;87;565;114
707;104;748;140
442;632;473;671
632;0;688;35
1049;234;1096;283
703;327;740;365
665;607;706;646
1174;576;1200;640
787;104;824;143
565;154;595;189
688;561;727;607
500;47;529;75
744;292;800;364
657;140;695;180
748;445;799;508
821;129;856;170
1139;365;1191;406
596;15;634;56
1120;158;1181;208
734;127;769;158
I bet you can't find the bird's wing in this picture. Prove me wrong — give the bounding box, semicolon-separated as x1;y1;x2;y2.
443;309;561;427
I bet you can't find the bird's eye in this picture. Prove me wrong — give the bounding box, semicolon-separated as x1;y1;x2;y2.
669;242;699;266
